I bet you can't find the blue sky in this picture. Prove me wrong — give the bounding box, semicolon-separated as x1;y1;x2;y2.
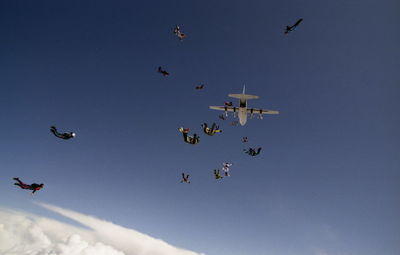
0;0;399;255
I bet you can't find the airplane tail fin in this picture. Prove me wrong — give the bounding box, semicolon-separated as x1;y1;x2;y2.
229;85;258;100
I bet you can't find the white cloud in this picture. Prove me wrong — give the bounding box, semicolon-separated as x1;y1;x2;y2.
0;203;205;255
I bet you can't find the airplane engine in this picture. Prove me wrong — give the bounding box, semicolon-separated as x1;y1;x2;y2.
250;108;254;119
224;106;228;117
259;109;263;119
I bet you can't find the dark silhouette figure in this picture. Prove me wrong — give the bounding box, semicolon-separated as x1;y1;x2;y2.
284;18;303;35
180;173;190;183
50;126;75;140
158;66;169;76
13;177;44;194
244;147;262;156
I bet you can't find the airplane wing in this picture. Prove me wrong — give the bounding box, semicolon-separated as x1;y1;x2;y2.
247;108;279;115
209;106;240;112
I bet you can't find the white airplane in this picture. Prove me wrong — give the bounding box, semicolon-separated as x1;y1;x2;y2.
209;86;279;126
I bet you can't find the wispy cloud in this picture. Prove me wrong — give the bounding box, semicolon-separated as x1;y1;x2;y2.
0;203;205;255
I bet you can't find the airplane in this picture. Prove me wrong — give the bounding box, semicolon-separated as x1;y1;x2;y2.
209;86;279;126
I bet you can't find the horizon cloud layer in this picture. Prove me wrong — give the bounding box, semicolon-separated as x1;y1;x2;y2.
0;203;205;255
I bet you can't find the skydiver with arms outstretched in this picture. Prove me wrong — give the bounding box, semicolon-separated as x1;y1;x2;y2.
201;123;222;136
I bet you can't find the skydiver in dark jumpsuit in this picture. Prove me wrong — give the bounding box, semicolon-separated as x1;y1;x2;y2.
244;147;262;156
13;177;44;194
50;126;76;140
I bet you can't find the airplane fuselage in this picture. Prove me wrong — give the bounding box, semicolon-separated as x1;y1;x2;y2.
238;99;248;126
209;86;278;126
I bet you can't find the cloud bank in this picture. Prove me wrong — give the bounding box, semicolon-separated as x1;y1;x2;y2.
0;203;204;255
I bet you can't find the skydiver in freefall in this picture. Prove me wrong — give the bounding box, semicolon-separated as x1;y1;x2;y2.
178;127;200;144
158;66;169;76
50;126;75;140
244;147;262;156
201;123;222;136
214;169;223;180
218;114;226;121
180;173;190;183
174;25;187;41
222;163;232;177
284;18;303;35
13;177;44;194
195;84;204;90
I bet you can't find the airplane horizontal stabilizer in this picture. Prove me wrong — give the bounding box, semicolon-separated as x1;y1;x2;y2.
228;94;259;100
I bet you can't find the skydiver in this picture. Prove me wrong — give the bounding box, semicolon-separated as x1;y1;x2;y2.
201;123;222;136
195;84;204;90
50;126;76;140
284;18;303;35
224;101;233;106
13;177;44;194
158;66;169;76
218;114;226;120
178;127;200;144
180;173;190;183
222;163;232;177
213;169;223;180
242;137;248;143
173;25;187;41
244;147;262;156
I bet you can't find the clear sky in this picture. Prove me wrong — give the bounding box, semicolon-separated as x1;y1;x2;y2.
0;0;399;255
